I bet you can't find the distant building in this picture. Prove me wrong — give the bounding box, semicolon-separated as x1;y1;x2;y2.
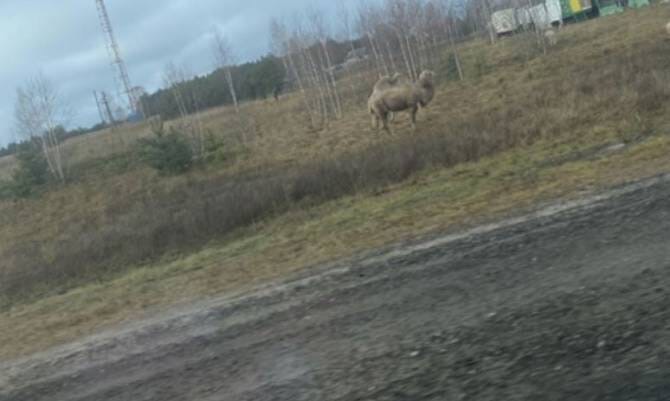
491;0;563;35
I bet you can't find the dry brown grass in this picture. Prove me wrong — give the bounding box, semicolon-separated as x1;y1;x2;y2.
2;130;670;360
2;4;670;357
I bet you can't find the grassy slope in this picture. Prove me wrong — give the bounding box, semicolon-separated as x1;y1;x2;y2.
2;6;670;359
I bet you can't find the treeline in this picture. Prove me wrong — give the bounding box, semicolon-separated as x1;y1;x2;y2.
0;144;17;158
0;123;108;158
140;55;288;120
0;56;288;158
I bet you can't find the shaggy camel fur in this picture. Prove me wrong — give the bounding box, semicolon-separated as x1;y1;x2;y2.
370;73;408;123
368;70;435;133
372;72;407;91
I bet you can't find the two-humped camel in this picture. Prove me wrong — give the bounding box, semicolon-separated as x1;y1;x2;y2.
368;70;435;133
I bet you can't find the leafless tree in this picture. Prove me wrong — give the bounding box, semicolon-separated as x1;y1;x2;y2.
483;0;497;44
336;2;362;103
386;0;419;80
337;1;356;54
460;0;496;43
292;15;329;127
212;30;240;114
163;62;205;155
164;62;189;121
270;12;347;129
309;7;343;119
438;0;464;80
357;1;390;77
270;18;319;128
14;73;72;182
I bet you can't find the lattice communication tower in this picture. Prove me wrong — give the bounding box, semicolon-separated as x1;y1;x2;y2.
95;0;139;115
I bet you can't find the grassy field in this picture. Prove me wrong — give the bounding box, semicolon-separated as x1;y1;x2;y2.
2;5;670;359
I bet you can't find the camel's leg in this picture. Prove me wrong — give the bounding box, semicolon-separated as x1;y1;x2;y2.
371;113;379;130
410;106;418;130
382;111;393;135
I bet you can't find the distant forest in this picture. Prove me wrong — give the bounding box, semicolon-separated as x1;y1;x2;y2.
140;55;287;120
140;38;360;120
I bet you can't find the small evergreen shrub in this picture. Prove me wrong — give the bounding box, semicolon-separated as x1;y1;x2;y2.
137;122;193;175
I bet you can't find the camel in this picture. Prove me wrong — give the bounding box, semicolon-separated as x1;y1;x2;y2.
368;70;435;133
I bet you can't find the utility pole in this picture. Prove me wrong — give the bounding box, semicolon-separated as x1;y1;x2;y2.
93;90;107;125
100;91;116;126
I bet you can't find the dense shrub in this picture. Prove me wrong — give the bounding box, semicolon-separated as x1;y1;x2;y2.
10;141;49;198
136;126;193;175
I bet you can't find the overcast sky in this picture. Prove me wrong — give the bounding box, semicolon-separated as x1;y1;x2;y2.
0;0;355;147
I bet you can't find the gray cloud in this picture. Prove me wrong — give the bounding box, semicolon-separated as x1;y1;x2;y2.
0;0;356;146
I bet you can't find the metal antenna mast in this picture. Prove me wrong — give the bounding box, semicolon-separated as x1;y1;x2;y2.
95;0;138;115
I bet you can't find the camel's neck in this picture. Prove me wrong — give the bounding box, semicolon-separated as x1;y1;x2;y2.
420;85;435;107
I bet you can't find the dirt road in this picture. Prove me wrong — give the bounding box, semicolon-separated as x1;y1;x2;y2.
2;175;670;401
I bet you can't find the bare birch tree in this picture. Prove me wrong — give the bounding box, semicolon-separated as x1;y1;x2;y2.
309;7;343;119
14;73;71;183
357;2;389;77
163;62;205;156
291;13;336;128
270;18;319;128
212;30;240;114
439;0;465;80
337;1;356;54
164;62;189;121
336;2;361;103
386;0;419;80
483;0;497;44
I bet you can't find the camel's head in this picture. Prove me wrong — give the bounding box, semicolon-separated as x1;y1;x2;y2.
418;70;435;88
417;70;435;107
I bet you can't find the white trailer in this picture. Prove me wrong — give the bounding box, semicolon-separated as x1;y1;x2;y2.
491;8;519;35
527;0;563;28
492;0;563;36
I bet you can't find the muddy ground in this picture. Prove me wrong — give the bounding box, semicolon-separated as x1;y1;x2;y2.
1;175;670;401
